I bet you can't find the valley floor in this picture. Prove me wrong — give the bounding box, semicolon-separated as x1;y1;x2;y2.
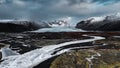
0;32;120;68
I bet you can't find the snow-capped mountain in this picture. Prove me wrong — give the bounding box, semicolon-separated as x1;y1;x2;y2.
0;20;49;32
76;13;120;31
48;20;69;27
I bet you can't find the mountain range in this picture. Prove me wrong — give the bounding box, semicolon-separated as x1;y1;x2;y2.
0;20;49;32
76;13;120;31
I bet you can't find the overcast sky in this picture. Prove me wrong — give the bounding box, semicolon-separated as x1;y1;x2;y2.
0;0;120;25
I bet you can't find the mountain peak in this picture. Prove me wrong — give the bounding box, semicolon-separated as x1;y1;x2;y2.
48;20;69;27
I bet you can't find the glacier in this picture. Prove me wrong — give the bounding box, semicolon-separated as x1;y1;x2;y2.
31;27;85;33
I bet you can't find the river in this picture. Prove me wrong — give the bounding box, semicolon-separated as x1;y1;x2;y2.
0;35;105;68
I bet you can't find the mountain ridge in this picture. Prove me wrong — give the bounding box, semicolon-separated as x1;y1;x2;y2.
76;13;120;31
0;20;49;32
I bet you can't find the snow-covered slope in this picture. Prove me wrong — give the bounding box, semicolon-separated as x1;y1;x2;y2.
0;19;15;22
76;13;120;31
86;13;120;23
0;36;105;68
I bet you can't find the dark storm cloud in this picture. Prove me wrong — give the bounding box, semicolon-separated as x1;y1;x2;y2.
0;0;120;24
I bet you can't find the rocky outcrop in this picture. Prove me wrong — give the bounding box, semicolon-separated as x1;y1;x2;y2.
76;13;120;31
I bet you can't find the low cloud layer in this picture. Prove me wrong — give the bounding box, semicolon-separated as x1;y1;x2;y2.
0;0;120;24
